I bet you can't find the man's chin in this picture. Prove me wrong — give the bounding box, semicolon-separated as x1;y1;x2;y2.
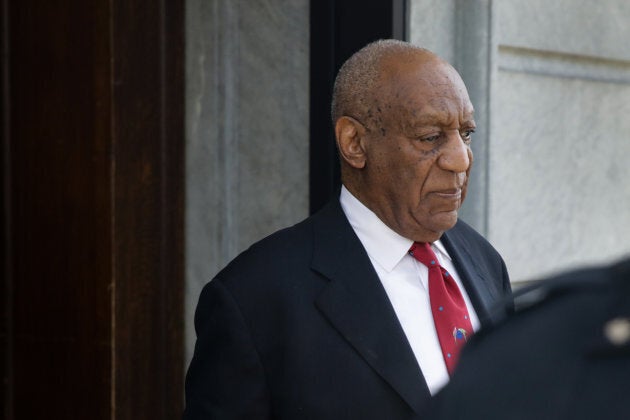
427;211;459;234
405;215;458;243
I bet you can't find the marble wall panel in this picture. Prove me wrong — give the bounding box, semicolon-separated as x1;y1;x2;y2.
496;0;630;62
185;0;309;363
490;0;630;281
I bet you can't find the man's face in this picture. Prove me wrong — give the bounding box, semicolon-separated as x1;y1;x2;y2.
360;57;475;242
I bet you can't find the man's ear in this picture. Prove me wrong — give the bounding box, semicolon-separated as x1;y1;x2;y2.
335;116;367;169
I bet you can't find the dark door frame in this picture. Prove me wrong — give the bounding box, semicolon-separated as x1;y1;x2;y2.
1;1;184;418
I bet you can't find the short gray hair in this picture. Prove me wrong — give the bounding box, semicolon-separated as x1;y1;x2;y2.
330;39;429;127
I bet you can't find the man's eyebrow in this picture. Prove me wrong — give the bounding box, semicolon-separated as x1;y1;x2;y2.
408;113;475;129
462;114;476;125
410;112;447;126
463;108;475;120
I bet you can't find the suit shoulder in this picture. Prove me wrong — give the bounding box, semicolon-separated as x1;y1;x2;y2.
208;200;346;293
428;259;630;420
217;216;314;281
467;259;630;349
462;259;630;366
512;258;630;313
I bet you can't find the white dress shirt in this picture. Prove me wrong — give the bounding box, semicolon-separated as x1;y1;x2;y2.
339;186;480;395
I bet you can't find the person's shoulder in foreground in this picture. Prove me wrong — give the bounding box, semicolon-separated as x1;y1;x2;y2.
427;257;630;420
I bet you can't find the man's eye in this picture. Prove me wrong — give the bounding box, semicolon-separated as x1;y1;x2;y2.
421;134;441;143
461;129;475;141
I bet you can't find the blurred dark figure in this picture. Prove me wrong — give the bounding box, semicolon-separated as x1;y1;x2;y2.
428;258;630;420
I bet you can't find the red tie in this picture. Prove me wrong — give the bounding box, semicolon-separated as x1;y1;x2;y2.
409;242;473;375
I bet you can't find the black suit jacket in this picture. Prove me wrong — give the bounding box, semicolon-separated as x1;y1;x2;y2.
427;258;630;420
184;199;512;419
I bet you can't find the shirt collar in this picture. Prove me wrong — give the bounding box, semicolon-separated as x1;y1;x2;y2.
433;240;452;263
340;186;452;272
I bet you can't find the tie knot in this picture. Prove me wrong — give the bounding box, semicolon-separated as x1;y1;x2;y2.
409;242;439;268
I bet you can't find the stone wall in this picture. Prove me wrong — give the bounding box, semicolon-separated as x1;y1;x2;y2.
489;0;630;280
185;0;309;363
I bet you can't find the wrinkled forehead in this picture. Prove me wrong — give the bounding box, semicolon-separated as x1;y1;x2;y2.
377;57;474;121
382;55;468;96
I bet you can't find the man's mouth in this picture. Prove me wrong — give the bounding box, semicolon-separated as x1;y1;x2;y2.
432;188;461;200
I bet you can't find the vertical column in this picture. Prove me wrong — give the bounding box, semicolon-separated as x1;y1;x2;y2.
453;0;493;235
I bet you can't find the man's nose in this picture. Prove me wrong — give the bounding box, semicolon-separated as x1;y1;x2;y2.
438;134;471;173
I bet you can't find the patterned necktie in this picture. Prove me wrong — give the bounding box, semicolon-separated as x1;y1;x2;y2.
409;242;473;375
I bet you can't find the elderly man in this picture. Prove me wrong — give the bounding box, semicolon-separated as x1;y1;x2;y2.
184;39;512;419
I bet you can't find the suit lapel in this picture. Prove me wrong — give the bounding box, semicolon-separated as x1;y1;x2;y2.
441;226;501;327
310;201;431;414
